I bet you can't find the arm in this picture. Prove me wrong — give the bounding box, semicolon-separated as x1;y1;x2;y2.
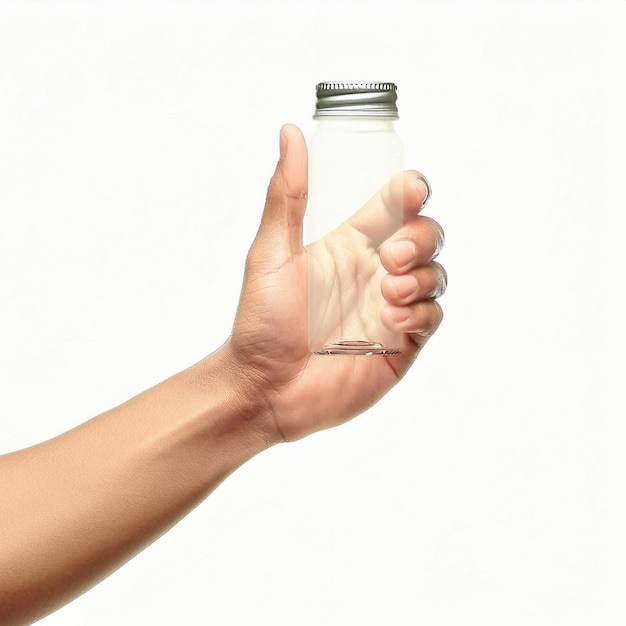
0;348;269;625
0;125;445;625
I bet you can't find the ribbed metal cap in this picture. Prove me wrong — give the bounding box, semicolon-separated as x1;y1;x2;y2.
314;81;399;119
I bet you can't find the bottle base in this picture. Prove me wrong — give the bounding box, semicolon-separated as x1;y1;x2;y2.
313;340;400;356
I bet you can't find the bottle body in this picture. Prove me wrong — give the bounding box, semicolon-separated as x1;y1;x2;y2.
306;116;404;355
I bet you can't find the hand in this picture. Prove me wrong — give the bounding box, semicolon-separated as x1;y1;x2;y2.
225;125;446;442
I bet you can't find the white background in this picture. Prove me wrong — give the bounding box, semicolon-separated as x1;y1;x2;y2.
1;1;625;624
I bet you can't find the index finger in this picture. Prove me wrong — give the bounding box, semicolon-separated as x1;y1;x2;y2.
346;171;431;247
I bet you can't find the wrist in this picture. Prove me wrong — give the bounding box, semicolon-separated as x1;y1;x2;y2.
191;343;282;449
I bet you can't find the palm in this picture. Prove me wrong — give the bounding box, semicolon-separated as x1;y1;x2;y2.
307;228;389;352
231;222;414;441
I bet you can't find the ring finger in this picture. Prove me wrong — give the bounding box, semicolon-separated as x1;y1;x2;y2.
381;261;447;306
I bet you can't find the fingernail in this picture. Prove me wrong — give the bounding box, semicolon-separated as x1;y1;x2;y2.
433;226;445;259
431;267;448;298
279;126;288;160
416;174;432;209
389;240;416;268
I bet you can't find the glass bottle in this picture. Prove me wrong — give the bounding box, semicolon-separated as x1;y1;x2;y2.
306;81;404;355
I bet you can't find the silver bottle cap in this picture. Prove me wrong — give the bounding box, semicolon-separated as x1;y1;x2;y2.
314;81;399;119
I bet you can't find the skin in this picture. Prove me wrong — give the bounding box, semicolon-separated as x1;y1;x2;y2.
0;124;445;625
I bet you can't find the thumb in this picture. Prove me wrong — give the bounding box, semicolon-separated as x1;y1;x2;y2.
254;124;308;259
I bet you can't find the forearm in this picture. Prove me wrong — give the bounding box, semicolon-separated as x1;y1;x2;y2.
0;345;270;626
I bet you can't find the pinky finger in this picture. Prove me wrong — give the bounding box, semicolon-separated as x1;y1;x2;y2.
381;299;444;349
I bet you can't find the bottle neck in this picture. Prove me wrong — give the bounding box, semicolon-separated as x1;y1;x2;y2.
313;117;397;132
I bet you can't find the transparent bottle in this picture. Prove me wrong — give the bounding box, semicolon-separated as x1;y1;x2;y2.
306;81;404;355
